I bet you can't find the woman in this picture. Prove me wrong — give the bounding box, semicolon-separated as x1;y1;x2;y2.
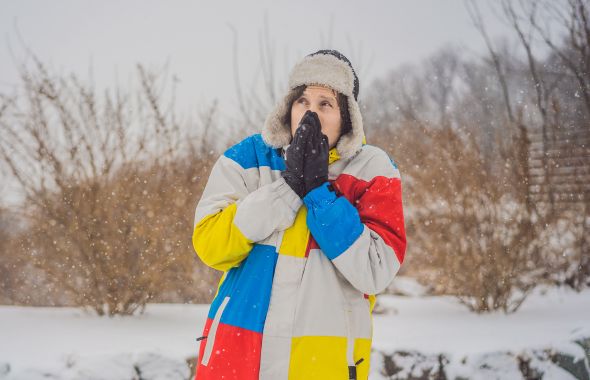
192;49;406;380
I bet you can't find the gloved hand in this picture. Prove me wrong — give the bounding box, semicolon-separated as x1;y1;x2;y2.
281;115;315;198
300;111;329;196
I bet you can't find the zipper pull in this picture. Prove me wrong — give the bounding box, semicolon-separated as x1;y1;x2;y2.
348;357;364;380
196;335;208;341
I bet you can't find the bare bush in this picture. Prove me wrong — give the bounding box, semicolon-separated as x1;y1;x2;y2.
370;119;548;313
0;207;20;304
0;55;221;315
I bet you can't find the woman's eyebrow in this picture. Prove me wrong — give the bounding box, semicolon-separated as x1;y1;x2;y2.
318;94;336;102
301;92;336;102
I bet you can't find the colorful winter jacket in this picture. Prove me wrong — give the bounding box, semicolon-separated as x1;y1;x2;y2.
192;133;406;379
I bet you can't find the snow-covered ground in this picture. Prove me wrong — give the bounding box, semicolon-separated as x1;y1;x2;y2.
373;285;590;356
1;280;589;379
0;303;206;377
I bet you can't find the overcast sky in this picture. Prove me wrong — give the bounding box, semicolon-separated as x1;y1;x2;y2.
0;0;511;123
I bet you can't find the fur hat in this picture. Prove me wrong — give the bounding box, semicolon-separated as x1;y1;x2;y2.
261;49;364;160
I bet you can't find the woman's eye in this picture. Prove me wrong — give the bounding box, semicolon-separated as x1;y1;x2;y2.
322;102;333;107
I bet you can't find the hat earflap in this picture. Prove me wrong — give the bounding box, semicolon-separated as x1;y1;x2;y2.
335;96;364;160
261;90;294;149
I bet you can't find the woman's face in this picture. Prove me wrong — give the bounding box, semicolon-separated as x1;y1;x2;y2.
290;85;342;149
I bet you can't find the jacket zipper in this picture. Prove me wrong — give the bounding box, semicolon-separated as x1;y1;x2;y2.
344;306;356;379
201;296;230;366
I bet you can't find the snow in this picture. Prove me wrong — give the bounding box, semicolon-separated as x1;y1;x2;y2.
386;275;430;296
373;285;590;359
0;281;589;379
0;303;208;375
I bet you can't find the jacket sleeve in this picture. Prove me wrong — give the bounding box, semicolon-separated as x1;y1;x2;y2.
193;150;303;272
302;153;406;295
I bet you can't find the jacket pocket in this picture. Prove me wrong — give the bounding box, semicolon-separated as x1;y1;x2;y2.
201;296;230;366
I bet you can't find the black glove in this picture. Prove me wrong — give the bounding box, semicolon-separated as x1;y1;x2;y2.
281;116;315;198
301;111;329;196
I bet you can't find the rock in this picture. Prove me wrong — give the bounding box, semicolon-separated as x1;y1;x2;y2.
134;352;189;380
61;353;138;380
575;337;590;370
519;349;578;380
548;347;590;380
448;351;522;380
378;350;448;379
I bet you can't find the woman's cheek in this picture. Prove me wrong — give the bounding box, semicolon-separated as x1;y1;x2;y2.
291;108;302;130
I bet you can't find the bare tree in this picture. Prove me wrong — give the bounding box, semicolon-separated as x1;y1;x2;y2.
359;1;590;311
496;0;590;289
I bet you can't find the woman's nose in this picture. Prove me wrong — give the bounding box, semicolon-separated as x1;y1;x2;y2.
308;103;319;114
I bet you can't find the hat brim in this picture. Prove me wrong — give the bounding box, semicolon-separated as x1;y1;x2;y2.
261;54;364;160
